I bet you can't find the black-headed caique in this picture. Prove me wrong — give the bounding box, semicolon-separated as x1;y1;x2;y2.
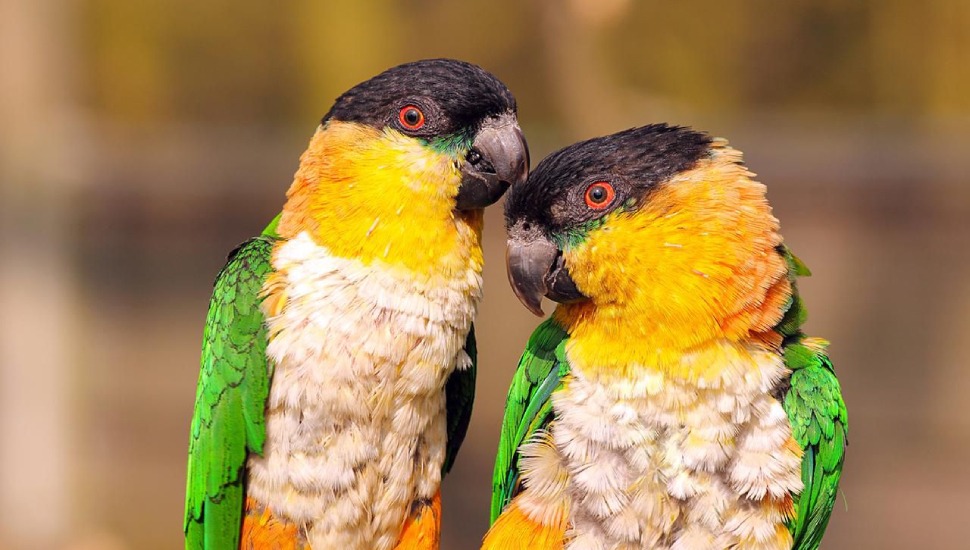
485;125;847;550
184;59;529;550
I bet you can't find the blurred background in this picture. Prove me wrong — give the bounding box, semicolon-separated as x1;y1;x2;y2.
1;0;968;548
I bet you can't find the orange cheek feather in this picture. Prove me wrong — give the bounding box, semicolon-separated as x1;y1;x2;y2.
555;145;792;374
276;121;483;277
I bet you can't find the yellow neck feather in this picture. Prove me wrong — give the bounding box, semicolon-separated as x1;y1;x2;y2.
276;122;483;279
554;143;790;380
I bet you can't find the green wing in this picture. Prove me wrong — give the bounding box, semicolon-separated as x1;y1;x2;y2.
442;326;478;475
776;247;848;550
489;318;571;524
184;229;277;550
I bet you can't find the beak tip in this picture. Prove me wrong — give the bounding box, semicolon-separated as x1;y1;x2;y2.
513;160;528;188
520;295;545;317
506;229;559;319
509;284;546;318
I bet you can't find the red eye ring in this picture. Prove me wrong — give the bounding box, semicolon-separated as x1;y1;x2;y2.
584;181;615;209
399;105;425;130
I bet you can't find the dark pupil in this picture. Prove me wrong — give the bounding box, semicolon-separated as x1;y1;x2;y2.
405;109;420;125
590;186;606;202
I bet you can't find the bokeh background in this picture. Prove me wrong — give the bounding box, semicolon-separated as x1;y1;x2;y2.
2;1;969;548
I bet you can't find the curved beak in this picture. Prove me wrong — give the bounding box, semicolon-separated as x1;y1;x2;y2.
505;222;585;316
456;113;529;210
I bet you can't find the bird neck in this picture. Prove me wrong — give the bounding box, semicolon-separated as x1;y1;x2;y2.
276;121;483;279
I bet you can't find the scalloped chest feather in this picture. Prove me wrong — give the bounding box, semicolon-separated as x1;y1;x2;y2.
245;232;481;550
517;342;805;550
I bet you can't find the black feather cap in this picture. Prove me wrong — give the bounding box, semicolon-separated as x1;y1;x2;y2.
323;58;517;139
505;124;712;235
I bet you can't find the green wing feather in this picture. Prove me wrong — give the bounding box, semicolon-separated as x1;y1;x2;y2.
184;223;278;550
777;246;848;550
489;318;571;524
442;326;478;475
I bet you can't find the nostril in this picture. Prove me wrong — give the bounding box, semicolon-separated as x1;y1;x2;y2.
467;148;496;174
522;222;531;232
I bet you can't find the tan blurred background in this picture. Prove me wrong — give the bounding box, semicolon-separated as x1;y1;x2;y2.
1;0;968;548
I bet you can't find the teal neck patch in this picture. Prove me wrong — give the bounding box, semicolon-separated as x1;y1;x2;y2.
553;198;638;249
553;218;606;249
425;129;475;157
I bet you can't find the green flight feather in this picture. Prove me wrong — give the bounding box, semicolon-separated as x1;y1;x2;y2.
184;232;277;550
776;246;848;550
442;326;478;475
489;318;570;524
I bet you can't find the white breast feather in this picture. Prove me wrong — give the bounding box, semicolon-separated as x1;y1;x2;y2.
517;343;804;550
245;232;481;550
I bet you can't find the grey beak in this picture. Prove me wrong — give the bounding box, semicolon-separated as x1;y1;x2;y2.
505;223;586;316
506;234;558;316
456;113;529;210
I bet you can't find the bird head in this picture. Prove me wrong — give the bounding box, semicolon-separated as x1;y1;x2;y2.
278;59;528;272
504;125;792;359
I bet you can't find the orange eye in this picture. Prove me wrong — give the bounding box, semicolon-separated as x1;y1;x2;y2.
584;181;615;209
399;105;425;130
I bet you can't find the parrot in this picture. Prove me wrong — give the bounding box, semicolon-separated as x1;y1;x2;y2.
484;124;847;550
183;59;529;550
